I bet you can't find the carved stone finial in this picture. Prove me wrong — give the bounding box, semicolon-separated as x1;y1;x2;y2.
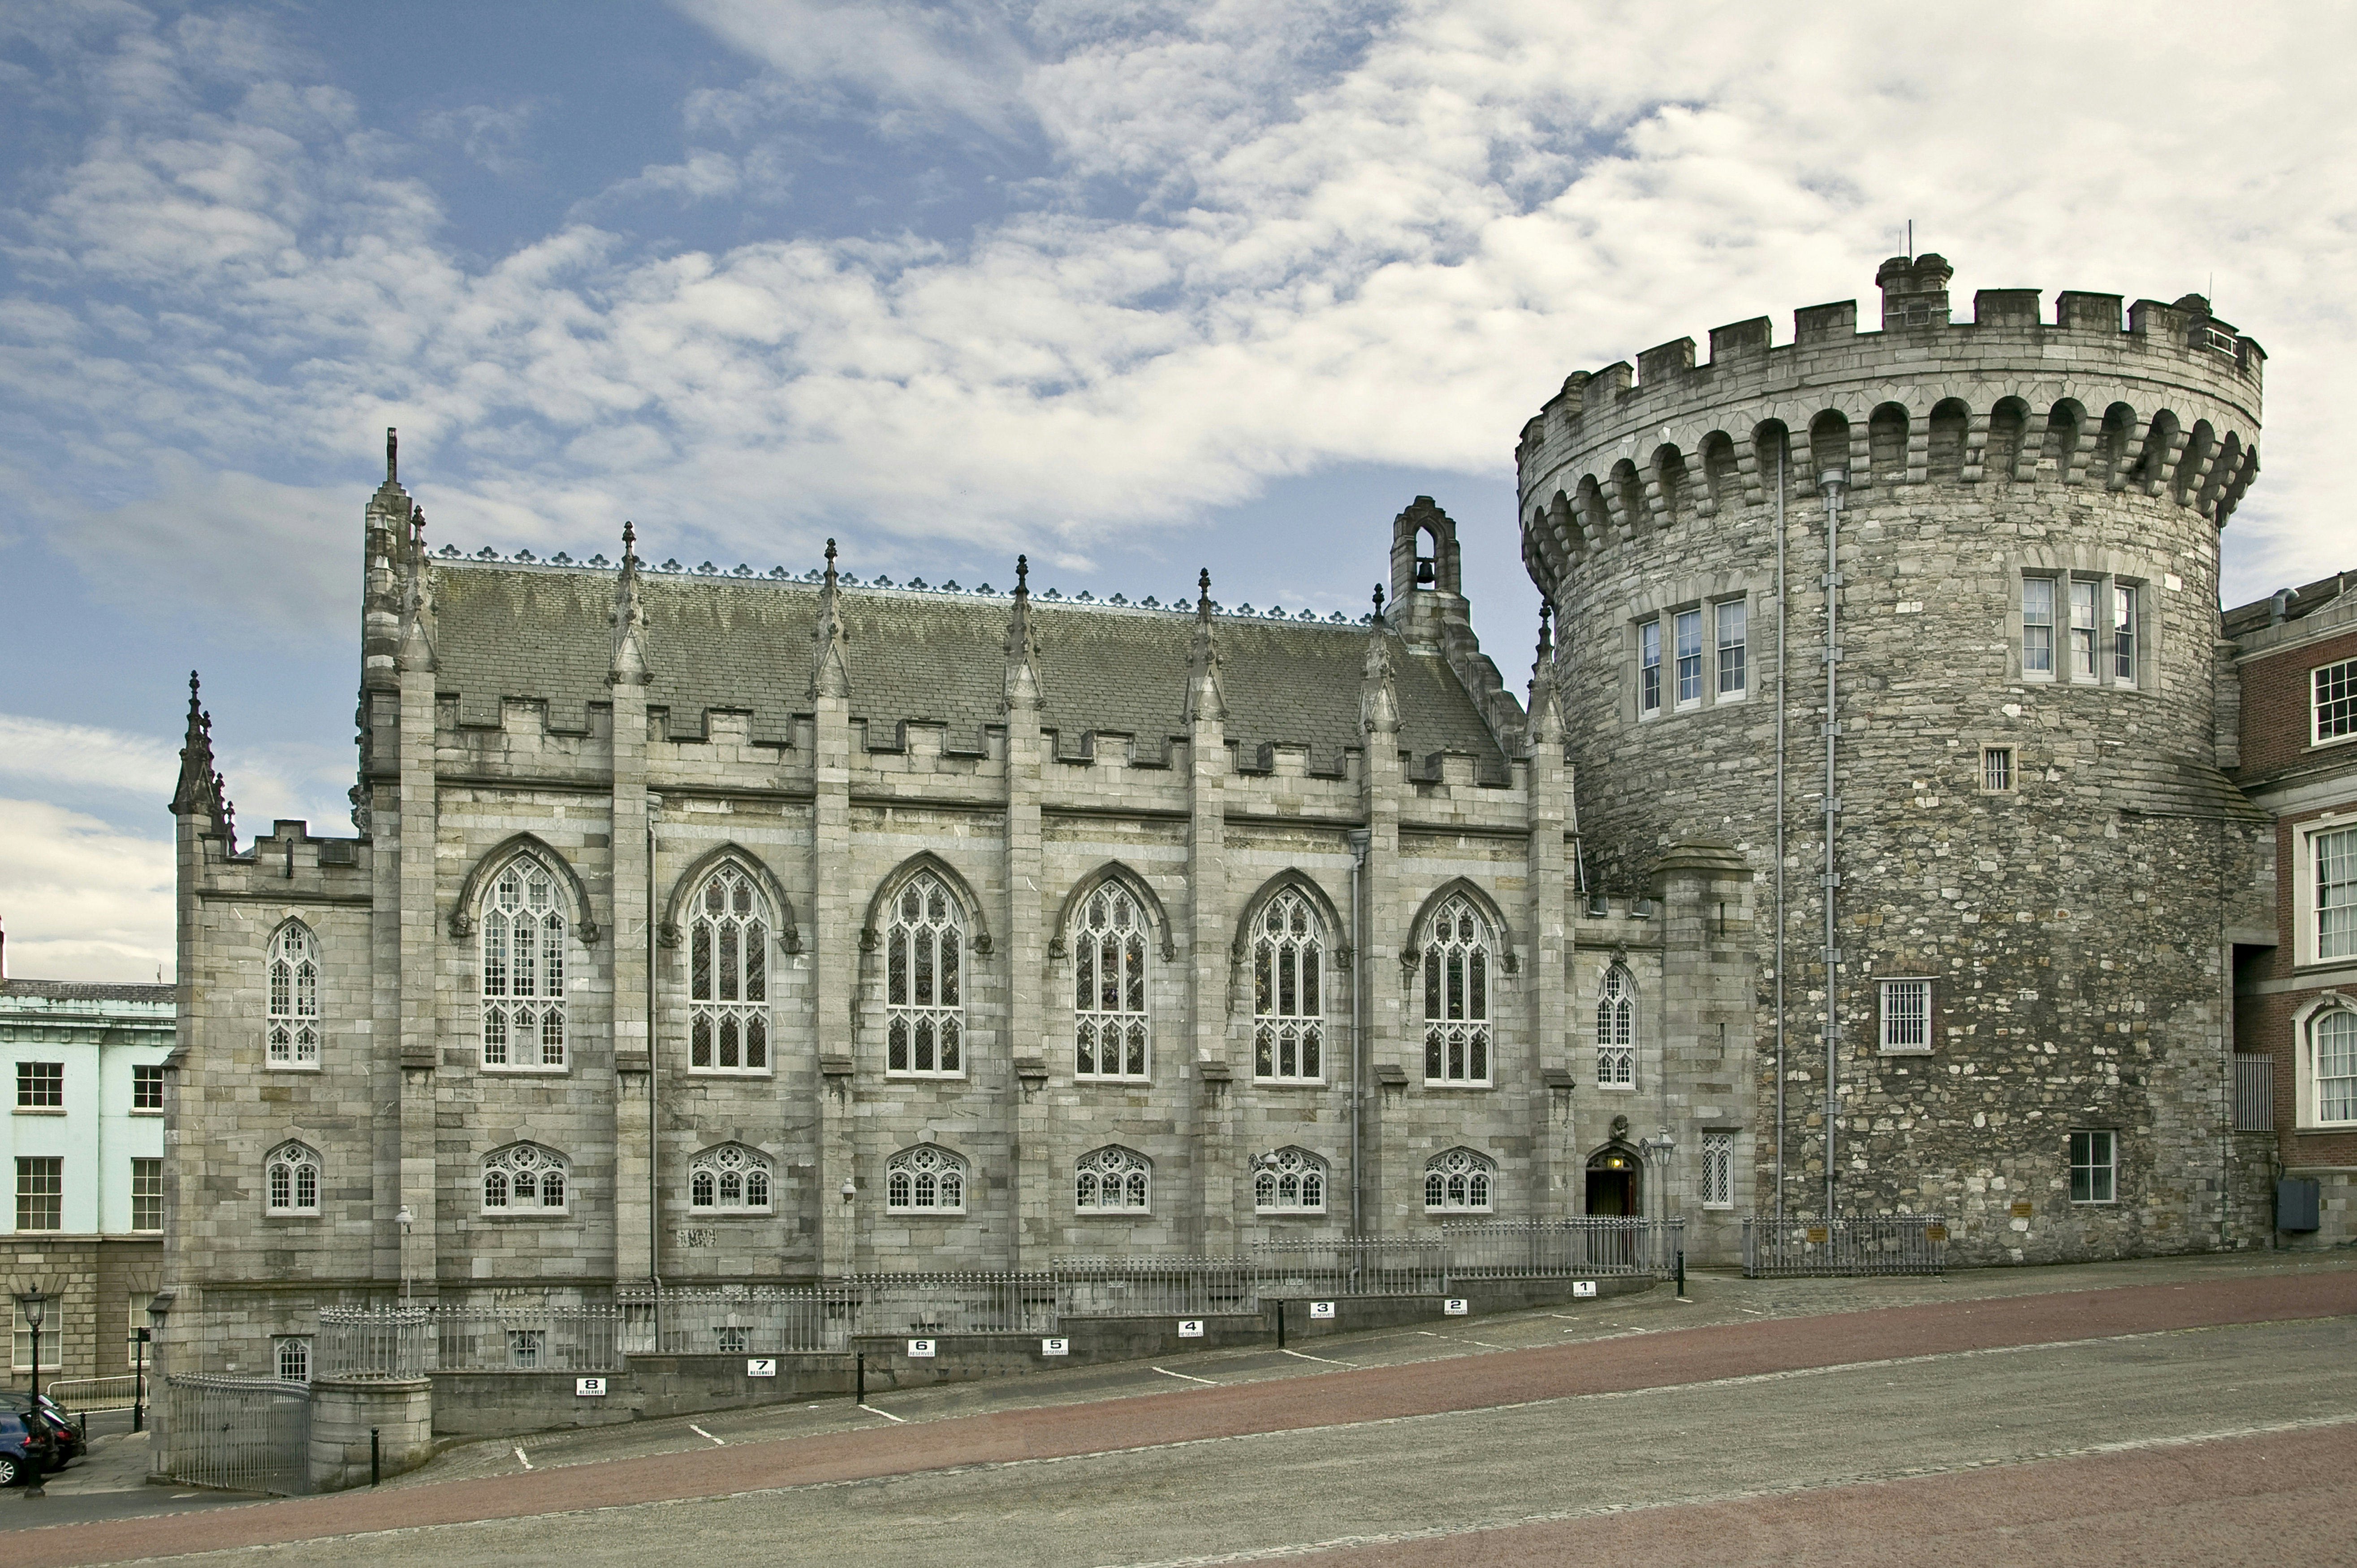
1372;582;1385;619
622;520;636;560
1016;553;1029;592
810;539;850;700
1196;567;1212;615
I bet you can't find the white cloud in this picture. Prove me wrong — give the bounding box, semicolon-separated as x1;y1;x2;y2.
0;798;173;983
0;713;177;798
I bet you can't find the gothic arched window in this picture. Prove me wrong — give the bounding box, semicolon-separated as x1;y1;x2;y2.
481;857;568;1070
690;865;770;1074
1597;964;1636;1087
266;923;321;1068
265;1141;320;1215
1074;885;1149;1080
2312;1007;2357;1126
1252;1147;1327;1215
1252;889;1324;1082
1421;895;1492;1085
885;1145;967;1214
481;1144;569;1214
1424;1147;1495;1213
885;873;964;1077
687;1144;773;1213
1075;1146;1151;1213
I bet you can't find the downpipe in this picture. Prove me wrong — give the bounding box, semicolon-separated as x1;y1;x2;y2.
1818;466;1848;1221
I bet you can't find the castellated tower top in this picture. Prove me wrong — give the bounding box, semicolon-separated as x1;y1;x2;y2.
1516;255;2265;608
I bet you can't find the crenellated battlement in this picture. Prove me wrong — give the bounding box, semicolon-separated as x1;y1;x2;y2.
1516;255;2266;607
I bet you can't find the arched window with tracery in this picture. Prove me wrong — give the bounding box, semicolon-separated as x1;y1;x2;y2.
1253;1147;1327;1214
885;872;963;1077
690;865;769;1074
1252;889;1324;1082
1074;884;1149;1080
885;1145;967;1214
687;1144;773;1213
1424;1148;1495;1213
481;1144;569;1214
265;1141;320;1215
1597;964;1636;1088
481;856;568;1070
266;923;321;1068
1075;1146;1151;1213
1421;894;1492;1085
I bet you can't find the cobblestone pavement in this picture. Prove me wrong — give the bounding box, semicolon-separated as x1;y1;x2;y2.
11;1251;2354;1565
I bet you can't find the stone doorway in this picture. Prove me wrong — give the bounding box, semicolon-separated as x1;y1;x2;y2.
1585;1146;1642;1216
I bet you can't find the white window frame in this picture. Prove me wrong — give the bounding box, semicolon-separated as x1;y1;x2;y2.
1075;1146;1151;1214
1715;599;1748;701
2297;820;2357;968
13;1155;61;1232
885;1144;968;1215
1700;1131;1735;1210
480;857;569;1073
1073;885;1151;1081
687;864;773;1076
1673;607;1704;708
1420;894;1494;1086
1878;978;1933;1054
1981;745;2016;793
130;1156;164;1232
10;1307;60;1374
2315;657;2357;748
884;872;966;1078
1423;1148;1495;1213
275;1335;311;1384
2068;1129;2116;1204
481;1143;569;1215
265;1141;320;1216
2021;575;2056;679
131;1063;164;1113
1252;889;1326;1083
266;922;322;1069
1638;619;1662;718
2112;582;2139;687
2294;995;2357;1130
1595;964;1636;1089
1252;1147;1328;1215
2068;577;2100;682
687;1144;773;1215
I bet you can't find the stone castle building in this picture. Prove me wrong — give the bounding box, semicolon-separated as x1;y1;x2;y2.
163;253;2312;1369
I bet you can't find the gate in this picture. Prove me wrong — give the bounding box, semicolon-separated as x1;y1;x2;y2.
163;1374;312;1495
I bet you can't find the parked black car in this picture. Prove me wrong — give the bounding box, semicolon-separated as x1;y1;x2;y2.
0;1413;59;1487
0;1395;83;1466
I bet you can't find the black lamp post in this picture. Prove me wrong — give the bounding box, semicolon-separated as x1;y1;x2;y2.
15;1291;45;1404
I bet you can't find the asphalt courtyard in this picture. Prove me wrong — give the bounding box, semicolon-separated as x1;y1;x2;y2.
7;1251;2355;1566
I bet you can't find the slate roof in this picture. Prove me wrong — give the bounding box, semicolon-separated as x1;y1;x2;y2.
2221;569;2356;638
0;979;174;1005
432;565;1513;779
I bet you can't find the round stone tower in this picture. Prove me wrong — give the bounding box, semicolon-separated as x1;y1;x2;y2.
1519;255;2273;1260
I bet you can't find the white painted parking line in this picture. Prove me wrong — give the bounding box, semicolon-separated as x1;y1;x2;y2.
859;1404;907;1423
1152;1366;1218;1385
513;1446;533;1471
1279;1348;1355;1367
690;1424;725;1447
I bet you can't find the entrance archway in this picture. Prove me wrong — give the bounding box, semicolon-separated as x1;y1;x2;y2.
1585;1145;1642;1217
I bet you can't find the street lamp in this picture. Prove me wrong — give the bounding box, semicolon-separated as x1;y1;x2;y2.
14;1291;45;1404
838;1180;856;1279
395;1206;414;1301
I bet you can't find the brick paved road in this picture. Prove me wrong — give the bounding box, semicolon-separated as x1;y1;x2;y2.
13;1260;2355;1566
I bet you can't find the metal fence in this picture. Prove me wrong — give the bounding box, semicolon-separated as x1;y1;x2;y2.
617;1285;852;1354
45;1374;142;1413
1251;1236;1451;1299
163;1374;311;1495
316;1306;434;1379
2234;1054;2275;1133
1442;1218;1684;1279
1056;1257;1258;1318
434;1305;629;1372
842;1272;1059;1336
1740;1216;1948;1277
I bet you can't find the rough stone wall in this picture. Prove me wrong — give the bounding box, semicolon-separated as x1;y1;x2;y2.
1523;270;2274;1262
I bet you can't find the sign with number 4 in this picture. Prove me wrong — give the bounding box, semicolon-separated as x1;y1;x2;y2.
1177;1318;1204;1338
907;1338;937;1358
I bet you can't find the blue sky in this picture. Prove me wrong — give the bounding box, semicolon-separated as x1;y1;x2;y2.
3;0;2353;979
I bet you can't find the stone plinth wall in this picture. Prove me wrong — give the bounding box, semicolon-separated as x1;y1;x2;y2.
308;1377;432;1491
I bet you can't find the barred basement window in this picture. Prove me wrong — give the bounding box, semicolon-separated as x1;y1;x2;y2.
2021;577;2055;677
1424;1148;1494;1213
275;1336;311;1384
2316;658;2357;745
130;1157;163;1232
1701;1132;1734;1210
266;922;322;1068
1596;965;1635;1087
1252;890;1324;1082
1421;895;1492;1085
265;1142;319;1216
1981;745;2015;793
13;1157;60;1231
1878;979;1933;1054
687;1144;773;1214
885;873;964;1077
2068;1129;2116;1204
689;865;770;1074
15;1061;60;1108
717;1327;747;1353
1074;887;1149;1080
1075;1146;1151;1213
886;1144;967;1214
1252;1147;1327;1214
481;857;568;1070
481;1144;568;1214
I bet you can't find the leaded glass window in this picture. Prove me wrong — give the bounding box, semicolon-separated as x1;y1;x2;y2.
267;922;321;1068
481;857;568;1070
885;1145;967;1214
1701;1131;1734;1209
1074;886;1149;1079
1421;895;1492;1085
885;872;964;1076
1252;889;1323;1082
266;1141;320;1215
689;865;770;1074
481;1144;568;1214
1075;1146;1151;1213
1252;1147;1326;1214
687;1144;773;1213
1596;964;1636;1087
1423;1148;1494;1213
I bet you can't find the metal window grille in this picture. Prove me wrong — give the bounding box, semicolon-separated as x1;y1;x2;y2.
2069;1129;2116;1203
1878;979;1932;1053
481;858;568;1068
1674;607;1703;704
885;874;964;1076
2022;577;2055;674
1700;1133;1734;1209
689;865;770;1073
2318;827;2357;963
274;1336;311;1383
1421;895;1491;1084
15;1061;61;1108
1639;620;1661;714
131;1157;164;1231
885;1144;966;1214
2233;1053;2275;1132
1981;746;2014;792
1252;889;1325;1081
2317;659;2357;744
1252;1148;1327;1214
14;1155;61;1231
1716;600;1747;696
132;1064;164;1111
1596;965;1635;1086
266;923;321;1067
1074;886;1150;1079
